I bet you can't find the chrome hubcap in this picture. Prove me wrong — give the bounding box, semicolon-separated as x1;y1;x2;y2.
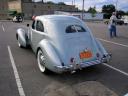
38;51;46;72
40;55;46;65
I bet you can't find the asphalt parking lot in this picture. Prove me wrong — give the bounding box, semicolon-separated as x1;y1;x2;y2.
0;21;128;96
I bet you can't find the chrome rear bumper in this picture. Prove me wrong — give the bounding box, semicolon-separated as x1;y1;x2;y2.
54;60;100;73
54;54;111;73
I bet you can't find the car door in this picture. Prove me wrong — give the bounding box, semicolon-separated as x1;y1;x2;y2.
31;20;45;52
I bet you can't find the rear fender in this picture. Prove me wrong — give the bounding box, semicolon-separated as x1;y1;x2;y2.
88;27;108;56
95;39;112;63
95;39;108;55
37;40;62;71
17;28;27;47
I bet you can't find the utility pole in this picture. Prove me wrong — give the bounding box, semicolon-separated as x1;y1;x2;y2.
72;0;75;6
82;0;85;20
115;0;118;11
74;0;75;6
115;0;118;18
72;0;73;6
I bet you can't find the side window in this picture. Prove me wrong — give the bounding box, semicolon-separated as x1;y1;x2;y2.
36;21;44;32
66;25;76;33
32;20;35;29
75;25;86;32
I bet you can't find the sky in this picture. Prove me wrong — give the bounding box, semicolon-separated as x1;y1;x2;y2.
35;0;128;12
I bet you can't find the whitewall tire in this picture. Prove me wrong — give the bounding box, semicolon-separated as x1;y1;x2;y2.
37;50;50;74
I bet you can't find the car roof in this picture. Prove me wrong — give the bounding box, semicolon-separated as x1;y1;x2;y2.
35;15;81;22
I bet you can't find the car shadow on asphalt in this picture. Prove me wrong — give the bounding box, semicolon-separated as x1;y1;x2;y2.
46;64;105;85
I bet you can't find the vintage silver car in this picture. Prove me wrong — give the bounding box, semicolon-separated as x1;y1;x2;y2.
16;15;111;74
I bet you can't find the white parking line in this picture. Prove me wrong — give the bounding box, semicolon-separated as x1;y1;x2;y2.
98;38;128;76
98;38;128;96
2;24;5;32
97;38;128;48
103;63;128;77
103;64;128;96
7;46;26;96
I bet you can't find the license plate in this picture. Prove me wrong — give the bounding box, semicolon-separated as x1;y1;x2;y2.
79;51;92;59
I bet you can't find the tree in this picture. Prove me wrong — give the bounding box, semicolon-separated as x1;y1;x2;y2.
46;1;55;4
58;2;66;5
87;6;97;17
126;11;128;15
102;4;115;14
102;4;116;19
17;13;24;17
8;10;17;17
117;10;125;19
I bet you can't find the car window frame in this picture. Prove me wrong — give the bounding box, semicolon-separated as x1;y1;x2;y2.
32;20;36;29
35;20;44;32
74;25;86;32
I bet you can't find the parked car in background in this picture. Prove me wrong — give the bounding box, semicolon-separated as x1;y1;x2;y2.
13;16;23;22
116;19;124;25
16;15;111;74
104;19;124;25
122;16;128;25
124;19;128;25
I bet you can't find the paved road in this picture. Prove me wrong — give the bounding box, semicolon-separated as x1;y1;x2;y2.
0;22;19;96
0;21;128;96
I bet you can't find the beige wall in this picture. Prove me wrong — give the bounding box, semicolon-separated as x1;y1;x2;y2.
8;1;21;12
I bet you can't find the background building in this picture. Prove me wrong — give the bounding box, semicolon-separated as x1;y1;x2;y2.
22;2;78;19
0;0;8;19
8;0;21;12
55;11;104;21
8;0;78;19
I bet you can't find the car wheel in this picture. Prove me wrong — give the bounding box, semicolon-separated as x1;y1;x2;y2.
37;50;50;74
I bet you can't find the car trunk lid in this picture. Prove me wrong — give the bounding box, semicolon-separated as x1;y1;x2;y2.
60;33;100;66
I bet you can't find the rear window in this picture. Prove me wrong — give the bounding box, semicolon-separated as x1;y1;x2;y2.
75;25;86;32
66;25;76;33
66;25;86;33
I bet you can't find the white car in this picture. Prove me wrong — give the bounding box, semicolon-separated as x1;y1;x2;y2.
122;16;128;25
124;18;128;25
16;15;111;74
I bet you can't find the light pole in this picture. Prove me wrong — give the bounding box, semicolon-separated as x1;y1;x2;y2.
72;0;75;6
115;0;118;13
82;0;85;20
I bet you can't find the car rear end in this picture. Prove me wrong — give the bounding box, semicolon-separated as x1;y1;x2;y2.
51;17;111;73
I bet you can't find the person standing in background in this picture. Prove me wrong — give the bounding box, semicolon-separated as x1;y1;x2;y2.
109;12;117;38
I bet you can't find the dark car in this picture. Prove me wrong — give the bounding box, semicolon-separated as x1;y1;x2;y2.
104;19;124;25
